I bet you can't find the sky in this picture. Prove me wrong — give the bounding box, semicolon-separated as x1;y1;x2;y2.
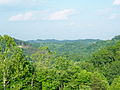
0;0;120;40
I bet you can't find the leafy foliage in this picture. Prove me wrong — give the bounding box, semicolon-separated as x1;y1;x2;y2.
0;35;120;90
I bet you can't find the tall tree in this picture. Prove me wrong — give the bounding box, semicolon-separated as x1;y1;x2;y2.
0;35;34;90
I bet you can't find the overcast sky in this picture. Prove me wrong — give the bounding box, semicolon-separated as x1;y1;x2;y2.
0;0;120;40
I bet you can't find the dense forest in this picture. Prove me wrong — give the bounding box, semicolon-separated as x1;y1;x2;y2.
1;35;120;90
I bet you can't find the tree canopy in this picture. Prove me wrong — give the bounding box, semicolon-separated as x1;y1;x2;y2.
0;35;120;90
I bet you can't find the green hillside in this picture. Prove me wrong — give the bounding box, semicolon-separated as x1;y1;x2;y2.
1;35;120;90
24;36;119;61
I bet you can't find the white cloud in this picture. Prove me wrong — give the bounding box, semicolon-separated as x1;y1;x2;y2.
9;9;76;21
9;10;50;21
48;9;76;20
0;0;46;5
9;12;33;21
113;0;120;5
0;0;11;4
0;0;22;5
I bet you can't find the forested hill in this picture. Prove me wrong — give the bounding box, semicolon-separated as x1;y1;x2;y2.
20;35;119;61
27;39;100;44
14;35;120;61
27;39;101;54
25;39;101;61
1;35;120;89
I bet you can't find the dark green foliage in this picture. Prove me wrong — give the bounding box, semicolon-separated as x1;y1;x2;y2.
112;35;120;40
108;76;120;90
91;41;120;84
102;61;120;84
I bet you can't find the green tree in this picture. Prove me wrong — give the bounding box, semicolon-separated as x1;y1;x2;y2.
31;46;54;89
101;61;120;83
108;76;120;90
71;70;92;90
90;72;109;90
0;35;34;90
52;56;72;90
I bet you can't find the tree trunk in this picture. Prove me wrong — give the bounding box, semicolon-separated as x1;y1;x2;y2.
3;71;6;90
59;83;63;90
31;78;33;88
